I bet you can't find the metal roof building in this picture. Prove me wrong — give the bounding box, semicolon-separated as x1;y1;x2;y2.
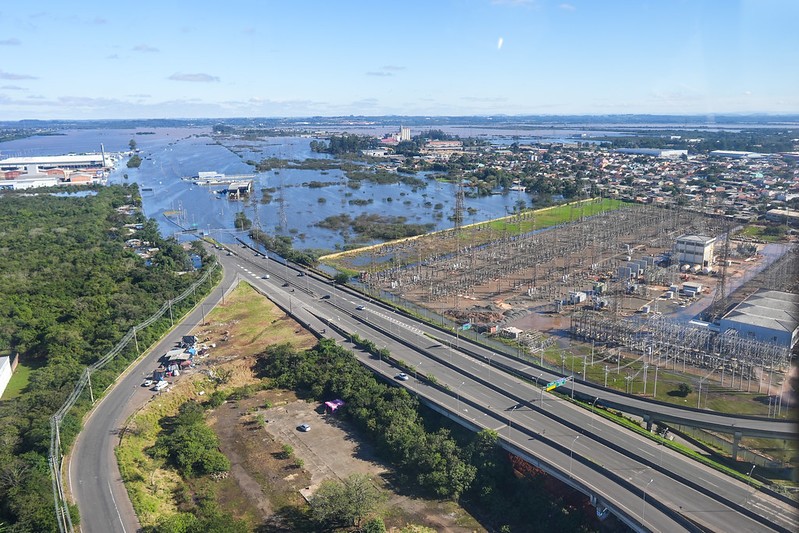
0;153;111;170
719;289;799;348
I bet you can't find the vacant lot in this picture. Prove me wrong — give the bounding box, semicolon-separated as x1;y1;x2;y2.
119;281;483;531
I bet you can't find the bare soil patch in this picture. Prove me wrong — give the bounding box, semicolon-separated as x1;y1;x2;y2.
129;281;485;531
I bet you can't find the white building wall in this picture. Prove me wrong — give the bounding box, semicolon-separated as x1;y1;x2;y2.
0;357;12;399
718;320;794;347
675;236;715;266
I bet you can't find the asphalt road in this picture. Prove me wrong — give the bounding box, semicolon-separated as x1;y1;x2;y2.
70;248;797;532
70;264;238;533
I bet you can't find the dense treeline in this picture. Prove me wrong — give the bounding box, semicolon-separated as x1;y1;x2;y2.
315;213;434;241
249;229;318;267
0;185;213;531
310;134;379;155
257;340;476;498
256;340;598;531
601;128;796;154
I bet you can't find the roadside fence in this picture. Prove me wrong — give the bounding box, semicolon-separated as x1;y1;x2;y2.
49;262;219;533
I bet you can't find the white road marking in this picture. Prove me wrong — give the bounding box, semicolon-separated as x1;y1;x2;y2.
108;480;128;533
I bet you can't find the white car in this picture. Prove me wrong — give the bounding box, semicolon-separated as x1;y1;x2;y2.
396;373;409;381
142;379;153;387
153;380;169;391
297;423;311;432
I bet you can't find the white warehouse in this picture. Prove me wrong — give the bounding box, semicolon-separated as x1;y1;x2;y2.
719;289;799;348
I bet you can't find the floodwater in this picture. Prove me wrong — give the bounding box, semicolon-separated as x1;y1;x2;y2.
1;127;527;251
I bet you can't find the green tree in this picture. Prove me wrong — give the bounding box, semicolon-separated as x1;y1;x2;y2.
310;474;384;528
127;154;142;168
152;401;230;477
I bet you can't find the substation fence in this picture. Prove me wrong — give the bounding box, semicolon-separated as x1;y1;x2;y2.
569;310;791;387
48;262;220;533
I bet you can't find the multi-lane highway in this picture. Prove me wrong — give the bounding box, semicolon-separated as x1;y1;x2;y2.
71;247;798;533
223;249;796;532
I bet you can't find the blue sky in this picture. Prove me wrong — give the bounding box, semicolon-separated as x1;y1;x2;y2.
0;0;796;120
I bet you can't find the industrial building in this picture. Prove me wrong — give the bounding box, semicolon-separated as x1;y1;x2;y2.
674;234;716;267
719;289;799;348
765;208;799;227
0;152;112;171
614;148;688;158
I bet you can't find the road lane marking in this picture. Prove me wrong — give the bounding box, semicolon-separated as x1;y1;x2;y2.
108;480;128;533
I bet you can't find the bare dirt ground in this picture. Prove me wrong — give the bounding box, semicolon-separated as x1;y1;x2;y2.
195;283;482;531
208;389;483;532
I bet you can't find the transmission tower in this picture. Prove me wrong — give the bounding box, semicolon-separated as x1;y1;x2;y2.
453;178;465;233
708;221;732;321
252;198;262;233
278;175;288;233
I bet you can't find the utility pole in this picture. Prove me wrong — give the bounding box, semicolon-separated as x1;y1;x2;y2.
87;369;95;404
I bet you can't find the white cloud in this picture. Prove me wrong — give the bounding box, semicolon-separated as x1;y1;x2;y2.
132;44;159;53
0;70;37;80
0;38;21;45
367;65;406;77
559;3;576;11
497;37;504;50
168;72;220;82
1;85;27;91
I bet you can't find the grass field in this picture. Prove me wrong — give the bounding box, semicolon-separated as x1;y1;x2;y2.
0;361;33;401
485;198;625;234
321;197;627;272
739;225;789;243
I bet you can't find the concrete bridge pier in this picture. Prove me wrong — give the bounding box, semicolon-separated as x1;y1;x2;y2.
732;431;742;461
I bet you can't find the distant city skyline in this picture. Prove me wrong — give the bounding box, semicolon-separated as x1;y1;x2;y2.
0;0;797;120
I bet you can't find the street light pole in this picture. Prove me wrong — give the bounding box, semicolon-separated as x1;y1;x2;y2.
507;405;518;438
653;365;659;398
747;464;756;488
539;373;545;405
457;381;465;412
642;478;654;526
569;435;580;477
590;397;598;430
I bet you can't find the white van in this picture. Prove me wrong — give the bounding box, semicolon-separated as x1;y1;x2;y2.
153;380;169;391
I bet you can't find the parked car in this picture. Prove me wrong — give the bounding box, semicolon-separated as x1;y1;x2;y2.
153;380;169;391
297;423;311;432
395;373;409;381
142;379;153;387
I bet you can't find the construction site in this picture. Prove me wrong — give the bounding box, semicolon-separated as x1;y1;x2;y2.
322;198;798;424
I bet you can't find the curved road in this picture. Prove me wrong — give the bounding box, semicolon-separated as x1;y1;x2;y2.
70;263;238;533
